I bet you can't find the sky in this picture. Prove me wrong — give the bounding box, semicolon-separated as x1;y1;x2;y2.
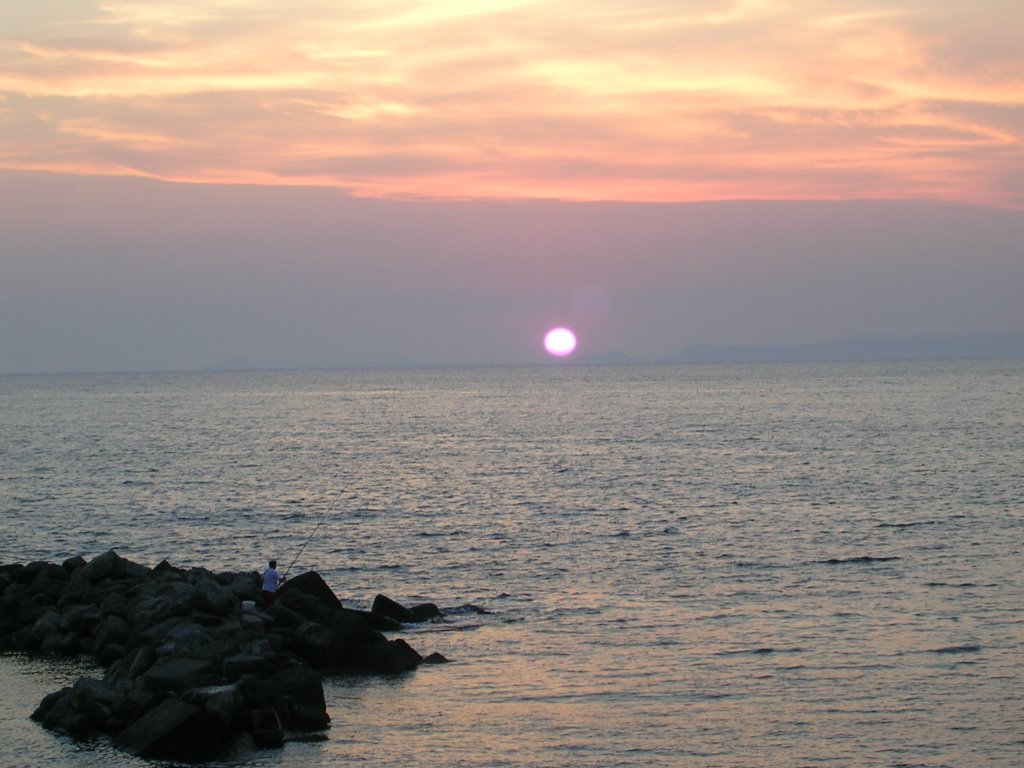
1;0;1023;372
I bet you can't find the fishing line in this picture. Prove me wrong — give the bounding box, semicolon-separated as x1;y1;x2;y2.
284;490;344;578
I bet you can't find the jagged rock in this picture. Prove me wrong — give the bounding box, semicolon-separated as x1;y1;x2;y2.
30;608;62;646
60;604;103;636
7;558;445;762
290;621;345;668
81;550;123;582
140;657;216;693
266;601;306;629
370;594;442;624
181;683;245;735
279;570;341;609
114;698;224;761
31;677;126;737
223;653;268;681
351;607;404;631
245;707;285;748
190;577;237;615
92;614;132;654
408;602;442;622
62;555;87;573
239;664;328;731
289;702;331;731
127;645;158;678
371;593;411;622
359;638;423;674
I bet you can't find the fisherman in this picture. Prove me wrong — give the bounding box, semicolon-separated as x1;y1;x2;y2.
260;559;283;607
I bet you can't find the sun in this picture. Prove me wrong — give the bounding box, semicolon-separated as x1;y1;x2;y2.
544;327;577;357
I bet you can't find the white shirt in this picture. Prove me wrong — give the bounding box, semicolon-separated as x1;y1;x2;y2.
261;567;281;593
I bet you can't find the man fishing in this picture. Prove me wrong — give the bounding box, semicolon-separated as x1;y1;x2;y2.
260;560;283;607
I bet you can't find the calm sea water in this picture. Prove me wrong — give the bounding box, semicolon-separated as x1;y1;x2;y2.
1;361;1022;767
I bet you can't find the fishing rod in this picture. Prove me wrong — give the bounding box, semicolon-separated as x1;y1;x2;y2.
283;490;344;578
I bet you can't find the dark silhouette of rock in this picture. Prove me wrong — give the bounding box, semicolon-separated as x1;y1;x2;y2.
279;570;341;609
0;552;454;762
360;638;423;674
115;698;224;761
371;593;411;622
372;593;443;624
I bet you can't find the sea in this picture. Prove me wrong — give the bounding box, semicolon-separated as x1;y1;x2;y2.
1;361;1022;768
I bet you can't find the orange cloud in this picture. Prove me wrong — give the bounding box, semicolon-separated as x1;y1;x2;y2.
1;0;1021;207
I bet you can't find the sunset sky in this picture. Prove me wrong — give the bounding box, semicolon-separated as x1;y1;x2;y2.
2;0;1023;372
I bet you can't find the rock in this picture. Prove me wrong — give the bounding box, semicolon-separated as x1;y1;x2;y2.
290;621;345;669
245;707;285;748
371;593;411;623
141;657;216;693
59;604;103;636
289;702;331;731
127;645;158;678
180;684;245;735
371;594;441;623
408;602;442;622
114;698;224;761
11;557;442;762
359;638;423;674
223;653;268;681
92;614;132;654
190;577;236;615
62;555;87;573
239;664;328;731
279;571;341;609
350;607;404;632
30;609;61;647
423;652;451;664
81;550;124;582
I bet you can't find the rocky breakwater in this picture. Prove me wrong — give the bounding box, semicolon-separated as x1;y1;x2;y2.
0;550;448;762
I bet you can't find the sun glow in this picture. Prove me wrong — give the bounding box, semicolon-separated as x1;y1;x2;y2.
544;327;577;357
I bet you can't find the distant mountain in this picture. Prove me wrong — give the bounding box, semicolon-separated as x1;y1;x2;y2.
675;333;1024;364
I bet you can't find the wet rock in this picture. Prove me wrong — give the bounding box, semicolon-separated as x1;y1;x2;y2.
371;594;441;623
408;602;442;622
359;638;423;674
245;707;285;748
371;593;411;623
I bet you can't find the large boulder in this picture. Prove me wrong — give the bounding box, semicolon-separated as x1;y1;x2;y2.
278;571;341;609
180;683;245;736
114;698;224;761
371;593;442;624
92;614;132;656
290;621;346;669
358;638;422;674
239;664;328;731
140;657;216;694
190;577;237;616
81;550;124;583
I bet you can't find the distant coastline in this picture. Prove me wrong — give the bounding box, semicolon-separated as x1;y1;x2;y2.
673;333;1024;364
